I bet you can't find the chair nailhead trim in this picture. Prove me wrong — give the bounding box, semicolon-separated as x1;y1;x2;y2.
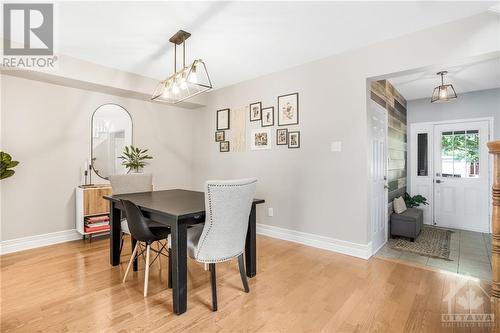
195;180;257;261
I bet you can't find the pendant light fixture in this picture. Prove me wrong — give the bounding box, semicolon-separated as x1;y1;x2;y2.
152;30;212;104
431;71;457;103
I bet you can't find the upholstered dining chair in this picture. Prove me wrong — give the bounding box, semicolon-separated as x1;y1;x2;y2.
169;178;257;311
121;199;171;297
108;173;153;255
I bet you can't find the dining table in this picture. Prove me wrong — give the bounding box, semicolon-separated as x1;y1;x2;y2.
103;189;265;315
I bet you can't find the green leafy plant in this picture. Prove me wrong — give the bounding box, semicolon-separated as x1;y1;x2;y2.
404;192;429;208
0;151;19;180
118;145;153;173
441;132;479;162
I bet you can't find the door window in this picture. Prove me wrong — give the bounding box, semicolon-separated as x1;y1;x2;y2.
440;130;479;178
417;133;428;176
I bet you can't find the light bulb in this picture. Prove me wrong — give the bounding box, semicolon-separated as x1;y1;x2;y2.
161;89;170;98
172;82;179;94
190;64;198;83
439;87;448;99
178;69;188;90
190;71;198;84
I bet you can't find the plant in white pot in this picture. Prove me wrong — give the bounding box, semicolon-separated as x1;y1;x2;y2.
119;145;153;173
0;151;19;180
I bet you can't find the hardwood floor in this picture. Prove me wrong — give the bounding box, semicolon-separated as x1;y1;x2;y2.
1;235;496;332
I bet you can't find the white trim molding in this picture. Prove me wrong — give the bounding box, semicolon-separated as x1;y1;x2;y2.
257;223;372;260
0;229;81;255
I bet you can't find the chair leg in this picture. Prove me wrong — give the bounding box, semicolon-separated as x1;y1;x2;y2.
156;242;162;270
144;244;151;297
238;254;250;293
209;263;218;311
119;232;124;256
123;241;139;283
168;248;172;289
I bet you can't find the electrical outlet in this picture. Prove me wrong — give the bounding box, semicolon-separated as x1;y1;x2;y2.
268;208;274;217
331;141;342;152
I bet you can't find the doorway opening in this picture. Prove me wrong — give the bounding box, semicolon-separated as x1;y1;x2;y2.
368;54;498;281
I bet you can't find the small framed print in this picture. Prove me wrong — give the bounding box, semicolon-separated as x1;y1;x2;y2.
288;131;300;148
217;109;230;130
249;102;262;121
278;92;299;126
250;128;271;150
220;141;230;152
261;107;274;127
276;128;288;145
215;131;225;142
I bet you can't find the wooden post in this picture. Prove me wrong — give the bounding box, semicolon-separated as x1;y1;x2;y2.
487;140;500;328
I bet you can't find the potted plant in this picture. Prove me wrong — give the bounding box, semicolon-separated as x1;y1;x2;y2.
119;145;153;173
404;192;429;208
0;151;19;180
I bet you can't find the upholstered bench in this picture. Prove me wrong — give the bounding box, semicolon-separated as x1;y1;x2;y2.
390;208;423;242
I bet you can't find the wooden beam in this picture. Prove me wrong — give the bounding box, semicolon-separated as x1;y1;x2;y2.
487;139;500;328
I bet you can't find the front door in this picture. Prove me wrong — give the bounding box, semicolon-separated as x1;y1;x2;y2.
433;121;490;232
370;100;388;252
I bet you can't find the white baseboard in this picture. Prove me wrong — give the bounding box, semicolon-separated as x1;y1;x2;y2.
371;240;387;256
0;229;81;255
256;223;372;260
1;225;374;259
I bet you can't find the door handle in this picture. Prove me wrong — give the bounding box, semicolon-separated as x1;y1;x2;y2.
436;179;444;184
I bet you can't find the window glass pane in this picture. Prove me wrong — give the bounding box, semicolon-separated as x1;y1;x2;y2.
453;131;467;178
466;131;479;178
417;133;428;176
441;132;454;177
440;130;480;178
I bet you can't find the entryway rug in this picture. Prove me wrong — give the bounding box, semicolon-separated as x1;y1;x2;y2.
388;226;454;260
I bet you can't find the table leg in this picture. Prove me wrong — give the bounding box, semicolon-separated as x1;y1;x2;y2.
131;237;138;271
245;204;257;278
110;201;121;266
170;221;187;315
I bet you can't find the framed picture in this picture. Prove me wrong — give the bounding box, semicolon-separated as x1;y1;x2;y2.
249;102;262;122
288;131;300;148
261;107;274;127
220;141;230;152
278;92;299;126
215;131;225;142
217;109;230;130
276;128;288;145
250;128;271;150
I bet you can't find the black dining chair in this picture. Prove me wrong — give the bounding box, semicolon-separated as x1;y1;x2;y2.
121;199;171;297
109;173;153;258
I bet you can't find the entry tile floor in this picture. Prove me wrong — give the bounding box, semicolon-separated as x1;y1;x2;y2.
375;228;492;281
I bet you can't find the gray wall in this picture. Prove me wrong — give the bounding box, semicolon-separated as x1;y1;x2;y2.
1;75;195;240
191;13;499;246
407;88;500;138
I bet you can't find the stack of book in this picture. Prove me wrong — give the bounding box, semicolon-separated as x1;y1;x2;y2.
84;215;110;233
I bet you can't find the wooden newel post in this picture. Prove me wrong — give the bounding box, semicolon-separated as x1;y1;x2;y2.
488;140;500;326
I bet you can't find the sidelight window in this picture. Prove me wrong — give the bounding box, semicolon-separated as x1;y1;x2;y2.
417;133;428;176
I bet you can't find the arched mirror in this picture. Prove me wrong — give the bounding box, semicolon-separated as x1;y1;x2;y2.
91;104;132;179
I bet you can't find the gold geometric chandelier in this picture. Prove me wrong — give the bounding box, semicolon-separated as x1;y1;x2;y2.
152;30;212;104
431;71;457;103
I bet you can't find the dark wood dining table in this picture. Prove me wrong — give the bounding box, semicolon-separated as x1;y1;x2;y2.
103;189;265;315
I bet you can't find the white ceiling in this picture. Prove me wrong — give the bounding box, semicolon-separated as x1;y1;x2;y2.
389;57;500;101
31;2;500;89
